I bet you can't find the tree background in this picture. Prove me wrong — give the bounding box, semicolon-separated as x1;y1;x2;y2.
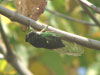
0;0;100;75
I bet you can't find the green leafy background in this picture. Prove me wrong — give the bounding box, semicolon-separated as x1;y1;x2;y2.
0;0;100;75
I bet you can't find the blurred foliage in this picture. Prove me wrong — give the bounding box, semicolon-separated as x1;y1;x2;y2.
0;0;100;75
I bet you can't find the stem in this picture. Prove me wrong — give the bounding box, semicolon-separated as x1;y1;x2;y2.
0;22;33;75
46;8;96;26
78;0;100;26
80;0;100;14
0;5;100;50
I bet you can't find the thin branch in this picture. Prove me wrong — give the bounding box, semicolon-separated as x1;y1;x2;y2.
0;5;100;50
45;8;96;26
0;22;33;75
80;0;100;14
77;0;100;26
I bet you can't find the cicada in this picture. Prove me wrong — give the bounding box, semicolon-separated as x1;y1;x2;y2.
26;31;84;56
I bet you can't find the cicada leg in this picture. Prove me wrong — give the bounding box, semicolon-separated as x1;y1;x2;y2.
40;25;48;32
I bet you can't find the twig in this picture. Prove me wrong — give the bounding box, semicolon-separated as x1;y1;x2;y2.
0;5;100;50
0;22;33;75
77;0;100;26
80;0;100;14
46;8;96;26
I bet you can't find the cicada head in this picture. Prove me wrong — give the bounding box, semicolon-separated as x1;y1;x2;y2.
25;31;36;42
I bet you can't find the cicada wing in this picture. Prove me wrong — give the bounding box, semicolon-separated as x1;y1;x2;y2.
54;41;84;56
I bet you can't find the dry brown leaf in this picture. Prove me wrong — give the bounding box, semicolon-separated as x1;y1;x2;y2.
14;0;47;31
